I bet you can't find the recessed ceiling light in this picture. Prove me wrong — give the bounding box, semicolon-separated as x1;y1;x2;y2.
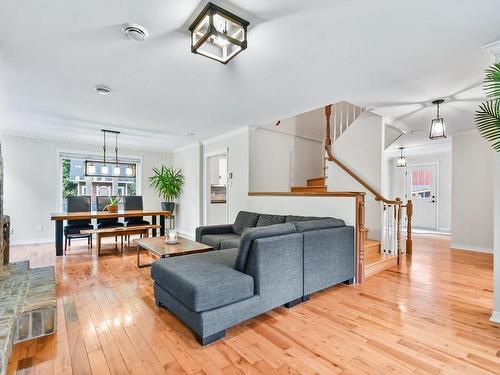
95;85;111;95
122;23;149;42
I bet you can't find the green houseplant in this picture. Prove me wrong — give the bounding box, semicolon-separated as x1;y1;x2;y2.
476;62;500;151
149;166;184;212
103;196;121;213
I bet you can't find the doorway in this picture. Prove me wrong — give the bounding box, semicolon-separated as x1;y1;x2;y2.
204;151;228;225
406;164;438;229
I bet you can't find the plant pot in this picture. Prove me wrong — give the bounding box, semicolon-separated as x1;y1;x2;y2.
106;205;118;213
162;202;175;212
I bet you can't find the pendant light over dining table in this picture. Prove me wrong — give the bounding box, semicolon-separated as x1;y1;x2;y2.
429;99;447;140
85;129;136;178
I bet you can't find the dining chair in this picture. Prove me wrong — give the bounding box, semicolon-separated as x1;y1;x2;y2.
64;196;93;253
123;196;150;246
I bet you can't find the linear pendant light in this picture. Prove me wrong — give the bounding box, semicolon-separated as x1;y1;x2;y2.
84;130;136;178
429;99;447;140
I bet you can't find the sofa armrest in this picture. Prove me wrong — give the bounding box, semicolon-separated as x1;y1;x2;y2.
195;224;234;242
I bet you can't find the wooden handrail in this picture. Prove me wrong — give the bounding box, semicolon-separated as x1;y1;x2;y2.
324;105;401;205
324;104;413;265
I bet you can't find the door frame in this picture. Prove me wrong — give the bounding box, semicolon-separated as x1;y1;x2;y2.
203;149;229;225
405;162;440;230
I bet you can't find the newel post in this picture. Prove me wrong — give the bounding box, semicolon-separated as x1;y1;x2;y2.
406;200;413;255
355;194;365;283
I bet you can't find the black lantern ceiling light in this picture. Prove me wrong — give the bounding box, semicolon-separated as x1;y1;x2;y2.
85;130;136;178
396;147;407;168
429;99;447;140
189;2;249;64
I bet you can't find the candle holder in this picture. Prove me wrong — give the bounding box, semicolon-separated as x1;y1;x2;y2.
165;229;179;245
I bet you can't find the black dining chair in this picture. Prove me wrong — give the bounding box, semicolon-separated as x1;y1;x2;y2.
64;196;94;253
123;196;150;246
123;196;150;226
96;196;124;229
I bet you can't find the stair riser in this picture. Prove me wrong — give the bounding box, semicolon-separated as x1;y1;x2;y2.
365;257;398;278
291;187;327;193
365;244;381;256
307;178;326;187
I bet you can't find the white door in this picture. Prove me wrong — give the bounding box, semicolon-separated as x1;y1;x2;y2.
406;164;438;229
204;152;228;225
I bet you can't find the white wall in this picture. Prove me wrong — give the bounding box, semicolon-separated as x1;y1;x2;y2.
249;128;323;191
451;132;494;252
327;111;385;240
173;143;202;238
493;153;500;322
389;151;452;232
2;135;172;244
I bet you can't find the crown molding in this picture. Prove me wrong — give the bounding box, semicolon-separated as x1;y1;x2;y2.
201;126;249;146
0;111;187;153
483;39;500;61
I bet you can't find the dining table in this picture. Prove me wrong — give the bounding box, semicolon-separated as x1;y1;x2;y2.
50;210;172;256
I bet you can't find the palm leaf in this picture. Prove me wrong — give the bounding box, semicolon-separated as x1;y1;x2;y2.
484;62;500;99
476;99;500;151
148;166;185;201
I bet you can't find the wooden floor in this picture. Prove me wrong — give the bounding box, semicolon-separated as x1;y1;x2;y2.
6;234;500;374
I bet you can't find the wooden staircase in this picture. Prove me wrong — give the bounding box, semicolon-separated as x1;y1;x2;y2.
291;177;327;193
364;238;398;277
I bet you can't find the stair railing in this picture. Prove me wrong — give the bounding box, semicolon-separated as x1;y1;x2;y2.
324;105;413;276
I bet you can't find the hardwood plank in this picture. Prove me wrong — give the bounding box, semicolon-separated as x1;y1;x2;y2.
6;234;498;375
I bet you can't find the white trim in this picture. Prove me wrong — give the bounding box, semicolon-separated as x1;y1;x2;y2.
483;39;500;61
202;126;248;146
490;311;500;323
450;243;493;253
174;142;201;154
203;149;229;225
176;229;194;241
11;238;54;246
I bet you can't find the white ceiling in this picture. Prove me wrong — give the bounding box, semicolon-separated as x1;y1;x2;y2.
1;0;499;151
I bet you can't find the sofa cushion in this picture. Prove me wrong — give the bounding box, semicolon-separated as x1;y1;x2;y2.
232;211;260;235
220;237;241;250
256;214;286;227
234;223;297;272
201;233;241;250
285;215;326;223
293;218;345;232
151;248;254;312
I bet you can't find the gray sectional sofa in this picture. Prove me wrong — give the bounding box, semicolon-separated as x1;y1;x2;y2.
151;211;354;345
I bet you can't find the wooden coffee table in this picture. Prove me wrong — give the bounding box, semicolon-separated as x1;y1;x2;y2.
135;236;213;268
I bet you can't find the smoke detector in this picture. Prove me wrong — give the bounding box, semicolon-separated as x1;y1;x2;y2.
122;23;148;41
95;85;111;95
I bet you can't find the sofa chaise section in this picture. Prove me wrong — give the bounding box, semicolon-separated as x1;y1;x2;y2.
152;223;302;345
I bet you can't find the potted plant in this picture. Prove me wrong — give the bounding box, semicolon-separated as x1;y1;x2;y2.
476;62;500;151
104;196;121;213
149;166;184;212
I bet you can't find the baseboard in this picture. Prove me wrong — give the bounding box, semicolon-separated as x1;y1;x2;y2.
490;311;500;323
450;243;493;254
11;238;54;246
176;229;194;240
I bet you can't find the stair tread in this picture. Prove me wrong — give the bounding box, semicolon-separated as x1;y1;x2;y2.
364;240;380;248
365;253;397;267
306;177;326;187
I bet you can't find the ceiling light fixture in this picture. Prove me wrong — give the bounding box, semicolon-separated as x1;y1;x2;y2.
189;2;249;64
122;23;149;41
429;99;446;140
95;85;111;95
84;130;136;178
396;147;407;168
